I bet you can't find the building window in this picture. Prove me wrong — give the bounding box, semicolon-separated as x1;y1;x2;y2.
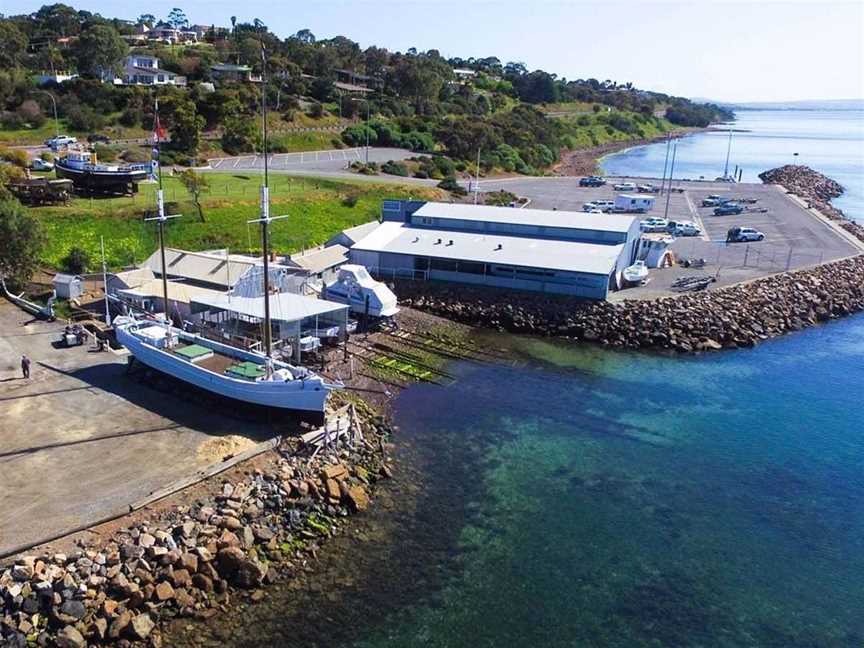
158;74;165;82
430;258;458;272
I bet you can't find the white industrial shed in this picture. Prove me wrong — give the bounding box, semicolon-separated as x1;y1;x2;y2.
351;201;640;300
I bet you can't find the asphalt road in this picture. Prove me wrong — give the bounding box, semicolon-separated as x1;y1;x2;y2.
206;147;416;174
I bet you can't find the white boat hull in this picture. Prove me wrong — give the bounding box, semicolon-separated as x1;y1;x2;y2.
116;323;331;412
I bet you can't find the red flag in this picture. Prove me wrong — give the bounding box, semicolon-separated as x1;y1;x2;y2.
153;100;167;143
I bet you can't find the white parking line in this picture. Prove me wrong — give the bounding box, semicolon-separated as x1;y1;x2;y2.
328;151;334;161
232;157;241;168
300;152;305;163
341;151;347;160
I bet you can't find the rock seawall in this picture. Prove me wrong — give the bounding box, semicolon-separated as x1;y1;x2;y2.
759;165;864;243
0;407;392;647
398;255;864;352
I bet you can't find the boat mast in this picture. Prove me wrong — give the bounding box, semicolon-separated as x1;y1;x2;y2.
260;44;272;358
146;97;176;325
722;127;733;179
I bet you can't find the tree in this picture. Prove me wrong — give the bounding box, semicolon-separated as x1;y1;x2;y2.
166;8;188;30
137;14;156;27
178;169;209;222
293;29;315;43
0;199;46;289
221;113;257;155
0;23;28;69
168;99;204;155
74;24;128;78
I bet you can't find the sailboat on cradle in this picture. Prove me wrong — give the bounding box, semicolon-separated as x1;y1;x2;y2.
113;51;340;413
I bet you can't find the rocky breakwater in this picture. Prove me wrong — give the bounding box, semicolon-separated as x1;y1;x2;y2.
759;165;864;243
0;409;393;648
398;255;864;352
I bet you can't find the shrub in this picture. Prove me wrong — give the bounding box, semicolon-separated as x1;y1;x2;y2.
342;192;359;207
381;160;409;176
308;102;324;119
62;246;91;274
17;100;45;128
437;175;467;195
0;146;29;168
93;144;118;162
413;169;429;179
0;111;24;130
65;105;104;132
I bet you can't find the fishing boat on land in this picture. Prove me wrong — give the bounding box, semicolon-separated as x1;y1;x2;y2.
55;147;149;194
623;260;649;284
114;58;340;414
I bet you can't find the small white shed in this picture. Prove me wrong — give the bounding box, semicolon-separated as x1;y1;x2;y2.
52;273;83;300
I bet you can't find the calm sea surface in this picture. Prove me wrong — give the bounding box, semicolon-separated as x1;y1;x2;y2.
601;109;864;222
182;316;864;648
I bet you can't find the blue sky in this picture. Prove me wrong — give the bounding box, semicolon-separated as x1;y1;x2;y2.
5;1;863;102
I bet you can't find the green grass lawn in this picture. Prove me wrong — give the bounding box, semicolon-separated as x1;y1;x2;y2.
0;117;150;146
33;173;443;270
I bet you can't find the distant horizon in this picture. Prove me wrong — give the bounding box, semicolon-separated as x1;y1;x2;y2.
3;1;863;103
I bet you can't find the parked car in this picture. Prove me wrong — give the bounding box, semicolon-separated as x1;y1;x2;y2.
714;203;744;216
640;217;669;232
636;183;658;193
727;226;765;242
45;135;76;149
579;176;606;187
673;222;702;237
585;207;604;214
702;197;723;207
31;158;54;171
613;182;637;191
87;133;111;144
583;200;616;212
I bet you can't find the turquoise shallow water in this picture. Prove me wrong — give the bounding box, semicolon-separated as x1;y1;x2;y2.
601;109;864;222
352;316;864;648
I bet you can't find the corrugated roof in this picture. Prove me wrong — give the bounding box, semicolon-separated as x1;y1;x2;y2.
52;273;81;285
352;222;624;275
110;267;155;289
118;279;223;305
144;248;257;288
412;202;637;234
287;245;348;274
338;221;381;245
191;292;348;323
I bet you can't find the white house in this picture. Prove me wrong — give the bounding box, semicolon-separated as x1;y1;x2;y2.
109;55;187;87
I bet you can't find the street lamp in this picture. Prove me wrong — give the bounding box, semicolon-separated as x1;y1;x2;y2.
33;89;59;139
351;96;371;165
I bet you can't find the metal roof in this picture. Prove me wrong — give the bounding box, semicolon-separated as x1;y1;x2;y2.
352;222;624;275
191;292;348;323
337;221;381;245
144;248;257;288
212;64;252;72
118;279;223;305
52;273;81;285
109;267;155;289
287;245;348;274
412;202;637;234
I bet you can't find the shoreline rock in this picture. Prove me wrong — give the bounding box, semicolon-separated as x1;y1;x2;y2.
759;165;864;243
0;405;394;647
397;255;864;352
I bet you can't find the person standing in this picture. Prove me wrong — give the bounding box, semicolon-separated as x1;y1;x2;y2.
21;354;31;379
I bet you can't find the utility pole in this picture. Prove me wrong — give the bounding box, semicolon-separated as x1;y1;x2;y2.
659;133;671;195
663;142;677;221
34;90;59;139
365;99;370;165
473;148;481;205
722;128;733;179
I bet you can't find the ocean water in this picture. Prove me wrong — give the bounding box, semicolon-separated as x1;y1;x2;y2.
354;317;864;648
170;317;864;648
601;110;864;222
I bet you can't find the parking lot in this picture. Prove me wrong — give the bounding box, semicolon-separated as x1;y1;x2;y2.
477;175;863;297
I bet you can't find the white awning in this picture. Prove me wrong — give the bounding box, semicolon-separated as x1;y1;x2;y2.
191;292;348;323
